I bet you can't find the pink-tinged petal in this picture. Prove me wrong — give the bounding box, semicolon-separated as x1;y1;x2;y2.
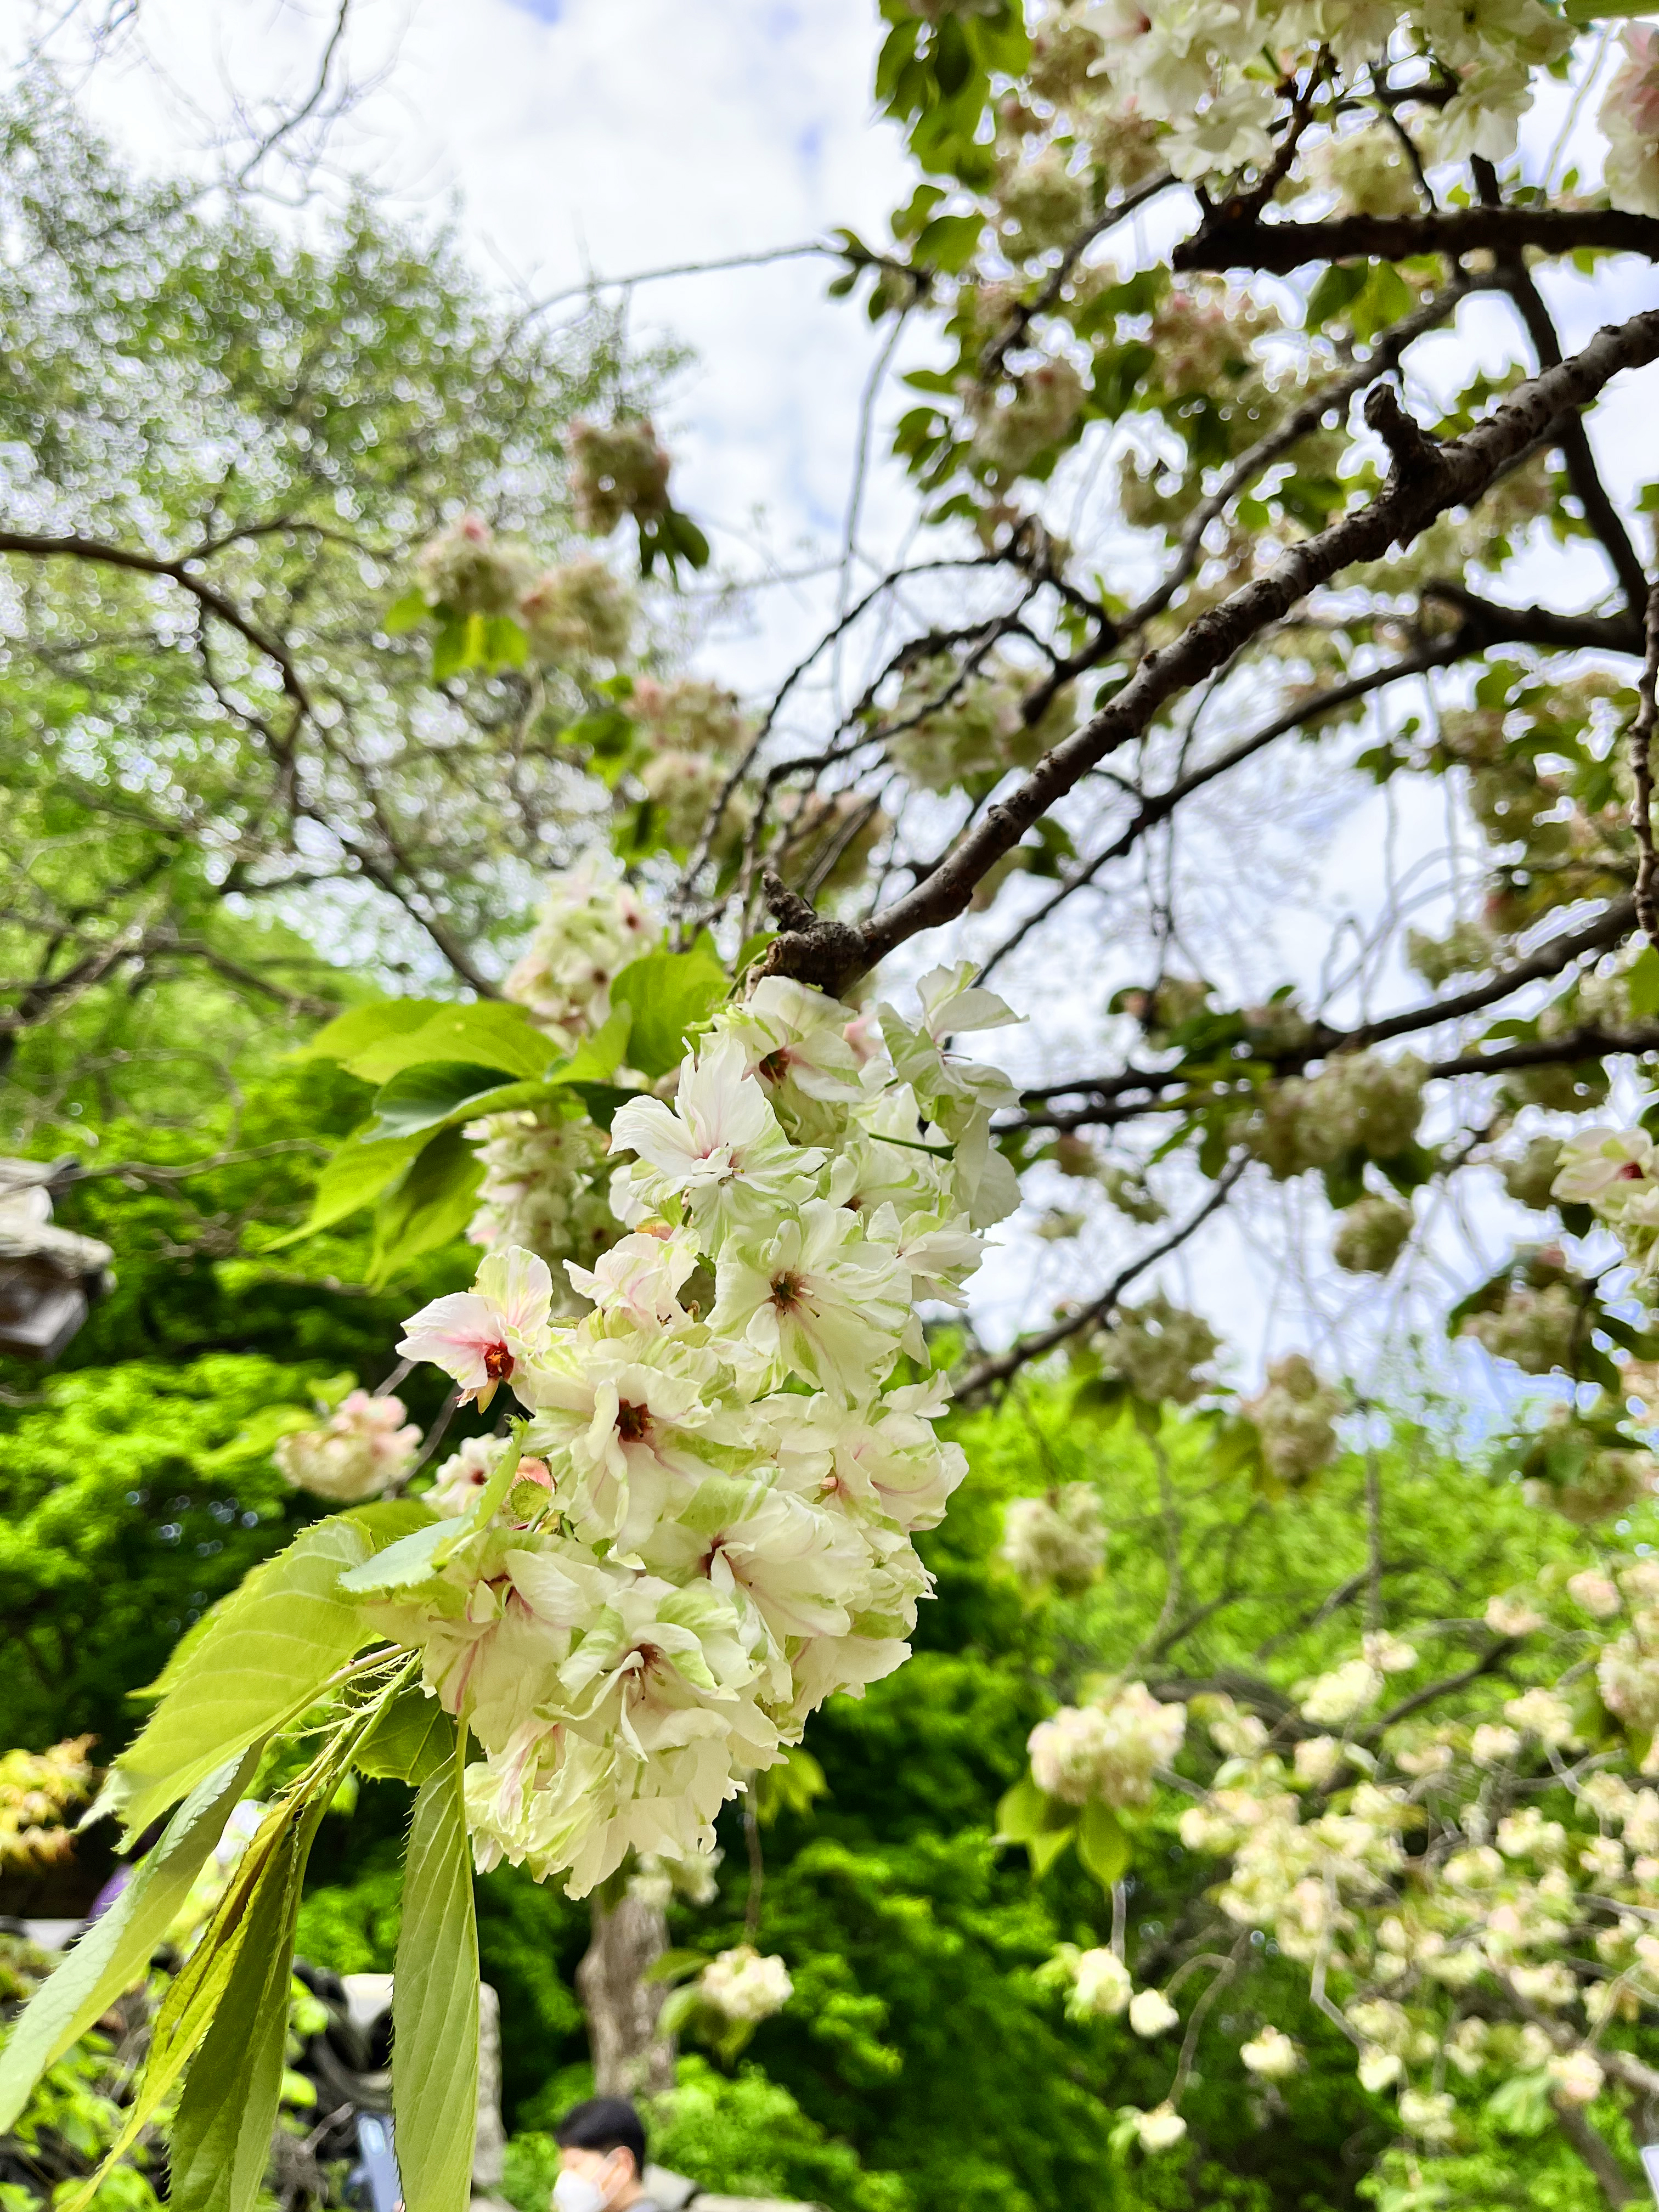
399;1290;514;1396
476;1245;555;1337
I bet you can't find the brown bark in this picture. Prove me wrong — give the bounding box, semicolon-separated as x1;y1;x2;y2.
1174;204;1659;276
575;1888;676;2099
1551;2095;1642;2210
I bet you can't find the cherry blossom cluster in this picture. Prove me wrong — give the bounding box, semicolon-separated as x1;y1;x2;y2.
411;515;633;668
274;1389;422;1505
1235;1052;1426;1183
1100;1562;1659;2153
567;418;673;538
362;959;1020;1894
697;1944;793;2025
998;1483;1107;1592
465;861;659;1294
1553;1126;1659;1284
885;650;1071;794
1028;1679;1185;1807
1071;0;1573;185
1602;26;1659;219
1240;1354;1345;1487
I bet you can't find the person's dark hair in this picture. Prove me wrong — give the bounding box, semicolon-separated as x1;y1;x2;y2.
554;2096;646;2176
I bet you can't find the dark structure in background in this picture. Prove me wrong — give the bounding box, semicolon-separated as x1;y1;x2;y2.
0;1159;112;1361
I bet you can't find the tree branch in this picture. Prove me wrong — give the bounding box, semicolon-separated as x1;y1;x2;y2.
953;1158;1244;1397
1173;204;1659;276
1632;577;1659;949
768;307;1659;994
0;528;313;721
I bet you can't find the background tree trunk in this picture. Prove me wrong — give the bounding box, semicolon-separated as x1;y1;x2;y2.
575;1888;675;2098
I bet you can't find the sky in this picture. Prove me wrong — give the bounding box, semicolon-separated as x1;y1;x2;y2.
13;0;917;696
8;0;1658;1395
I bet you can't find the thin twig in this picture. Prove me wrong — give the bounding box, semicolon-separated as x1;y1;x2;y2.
1630;571;1659;949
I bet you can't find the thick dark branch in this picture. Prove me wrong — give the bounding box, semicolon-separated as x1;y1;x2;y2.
782;307;1659;993
0;528;312;720
1174;204;1659;276
1421;580;1646;656
1633;578;1659;948
953;1159;1244;1398
1427;1019;1659;1083
1494;257;1649;611
1012;894;1638;1131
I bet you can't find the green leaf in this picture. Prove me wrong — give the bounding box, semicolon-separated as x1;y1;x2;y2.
354;1685;456;1786
912;212;983;274
610;942;730;1079
1028;1825;1075;1878
1630;946;1659;1019
108;1517;377;1839
261;1130;424;1250
347;1002;554;1085
993;1775;1051;1844
383;588;432;636
561;1005;634;1083
394;1750;480;2212
168;1799;324;2212
370;1060;530;1139
483;613;528;669
299;998;450;1065
563;1081;641;1133
1486;2067;1554;2135
370;1124;484;1285
1304;261;1369;332
338;1517;451;1598
60;1792;314;2212
430;614;471;682
995;1774;1077;1876
0;1749;259;2132
1076;1799;1131;1891
1565;0;1654;17
346;1497;443;1550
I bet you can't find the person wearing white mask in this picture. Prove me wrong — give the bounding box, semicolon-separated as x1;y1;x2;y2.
551;2097;657;2212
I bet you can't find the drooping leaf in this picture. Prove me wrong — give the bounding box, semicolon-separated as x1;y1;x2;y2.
298;999;450;1065
610;943;730;1079
167;1798;325;2212
262;1129;425;1248
993;1775;1052;1844
1076;1799;1131;1890
354;1686;456;1786
369;1124;485;1285
338;1516;451;1599
394;1750;480;2212
370;1060;532;1140
0;1748;259;2132
60;1792;314;2212
346;1498;444;1549
1304;260;1370;332
108;1517;377;1839
382;586;433;635
347;1002;554;1085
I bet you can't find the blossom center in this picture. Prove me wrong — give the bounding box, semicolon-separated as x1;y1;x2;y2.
770;1271;805;1311
758;1048;791;1085
616;1399;653;1443
1620;1162;1646;1181
483;1340;515;1381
